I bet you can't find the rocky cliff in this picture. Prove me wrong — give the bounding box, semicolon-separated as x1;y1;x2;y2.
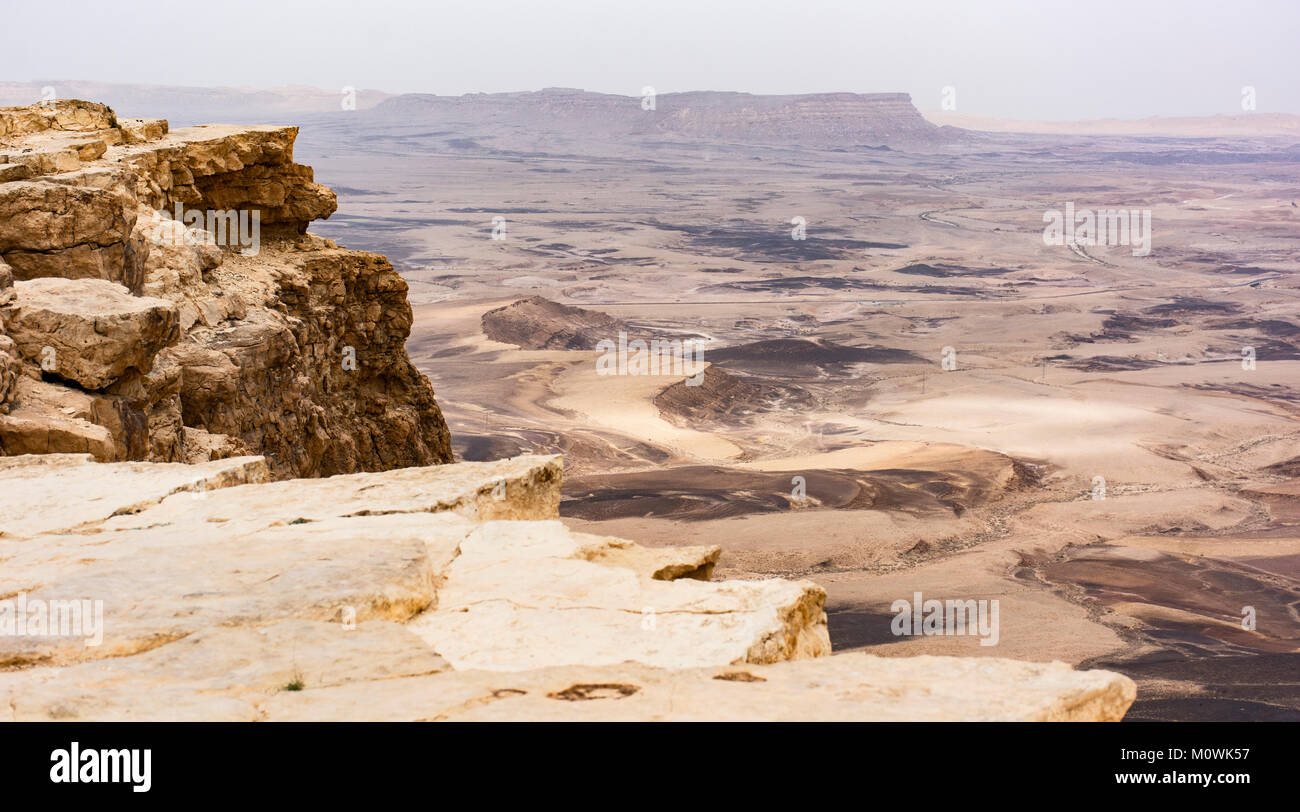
0;100;451;476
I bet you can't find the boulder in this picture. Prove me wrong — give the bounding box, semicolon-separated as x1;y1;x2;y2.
3;277;178;390
0;181;139;285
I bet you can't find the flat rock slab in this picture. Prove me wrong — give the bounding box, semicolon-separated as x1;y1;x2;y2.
0;452;1139;720
0;454;562;668
0;452;269;538
407;520;831;671
0;511;467;668
258;652;1136;722
0;620;451;722
95;452;563;536
1;622;1135;721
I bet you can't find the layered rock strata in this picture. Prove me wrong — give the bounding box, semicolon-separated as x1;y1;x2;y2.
0;100;451;476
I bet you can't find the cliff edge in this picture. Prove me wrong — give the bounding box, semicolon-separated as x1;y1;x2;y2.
0;100;451;476
0;452;1136;721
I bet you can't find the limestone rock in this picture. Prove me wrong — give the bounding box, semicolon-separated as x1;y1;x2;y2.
137;206;236;331
0;453;1136;720
574;534;719;580
0;623;1134;721
95;452;563;536
258;652;1135;722
115;123;336;231
172;244;452;477
2;277;178;390
0;511;460;668
118;117;167;144
0;333;19;412
406;520;830;671
0;452;269;538
0;345;185;463
0;620;450;722
0;100;118;139
0;383;117;461
0;181;140;285
0;453;560;667
180;426;249;463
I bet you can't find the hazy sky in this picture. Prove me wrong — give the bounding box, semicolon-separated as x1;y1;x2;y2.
5;0;1296;119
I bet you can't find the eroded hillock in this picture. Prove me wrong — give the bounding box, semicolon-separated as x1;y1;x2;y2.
481;296;625;350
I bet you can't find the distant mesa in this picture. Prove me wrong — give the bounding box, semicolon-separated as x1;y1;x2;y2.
373;88;964;149
924;109;1300;138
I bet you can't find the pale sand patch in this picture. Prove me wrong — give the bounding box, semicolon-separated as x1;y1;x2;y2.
818;368;1295;484
548;360;742;461
1009;489;1257;547
411;299;521;354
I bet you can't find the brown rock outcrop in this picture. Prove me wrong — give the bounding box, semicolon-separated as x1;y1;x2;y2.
0;100;452;475
4;278;178;390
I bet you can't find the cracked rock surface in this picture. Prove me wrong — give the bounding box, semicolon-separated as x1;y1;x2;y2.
0;452;1136;720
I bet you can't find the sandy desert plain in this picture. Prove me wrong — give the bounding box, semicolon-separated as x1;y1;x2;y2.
269;92;1300;721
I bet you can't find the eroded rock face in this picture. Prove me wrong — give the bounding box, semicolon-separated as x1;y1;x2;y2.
4;278;178;389
0;265;19;408
0;100;451;474
0;182;141;284
0;453;1137;721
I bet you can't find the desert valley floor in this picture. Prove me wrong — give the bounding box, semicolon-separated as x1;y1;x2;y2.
288;110;1300;721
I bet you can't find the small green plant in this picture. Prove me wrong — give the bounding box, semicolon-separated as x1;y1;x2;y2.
282;670;305;692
